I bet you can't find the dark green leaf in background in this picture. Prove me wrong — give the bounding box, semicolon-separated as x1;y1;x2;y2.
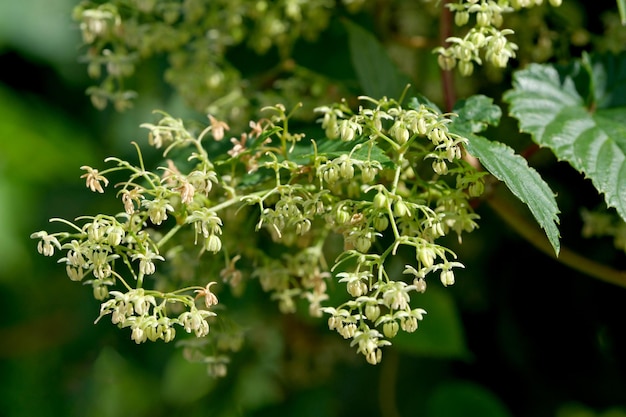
426;381;513;417
344;19;412;100
391;286;469;359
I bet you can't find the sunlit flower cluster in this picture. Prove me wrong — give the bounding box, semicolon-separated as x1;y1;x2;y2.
32;93;484;368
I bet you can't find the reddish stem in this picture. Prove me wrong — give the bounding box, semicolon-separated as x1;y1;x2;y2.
439;0;455;112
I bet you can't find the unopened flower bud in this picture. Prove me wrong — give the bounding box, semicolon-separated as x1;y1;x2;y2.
373;215;389;232
205;234;222;253
401;317;418;333
418;247;436;268
432;160;448;175
335;207;350;225
476;11;490;26
438;54;456;71
339;120;356;141
365;304;381;321
373;192;388;210
355;235;372;253
414;278;427;293
323;165;340;184
455;10;469;26
393;199;411;218
391;121;409;144
361;165;378;183
440;269;455;286
340;160;355;179
469;181;485;197
458;60;474;76
383;321;399;338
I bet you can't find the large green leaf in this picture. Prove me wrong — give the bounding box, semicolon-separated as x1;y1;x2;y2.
344;19;412;100
503;53;626;223
451;95;561;255
618;0;626;25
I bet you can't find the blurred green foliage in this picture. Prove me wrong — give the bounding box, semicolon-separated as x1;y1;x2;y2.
2;1;626;417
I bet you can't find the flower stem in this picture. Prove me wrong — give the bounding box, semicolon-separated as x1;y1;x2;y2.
439;0;455;112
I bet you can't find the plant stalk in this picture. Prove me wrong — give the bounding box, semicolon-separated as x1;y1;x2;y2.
487;194;626;288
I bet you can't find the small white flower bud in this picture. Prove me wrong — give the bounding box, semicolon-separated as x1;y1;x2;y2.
476;11;490;26
414;278;427;293
335;207;351;225
401;317;418;333
365;304;381;321
131;326;147;344
469;181;485;197
204;234;222;253
66;265;84;282
295;219;311;235
347;280;367;297
391;121;409;144
438;54;456;71
440;269;456;286
383;321;399;338
340;160;355;179
373;215;389;232
432;160;448;175
458;60;474;77
361;165;377;183
322;165;340;184
418;247;436;268
374;192;388;210
339;120;356;141
341;322;357;339
455;10;470;26
394;199;411;218
93;284;108;300
355;234;372;253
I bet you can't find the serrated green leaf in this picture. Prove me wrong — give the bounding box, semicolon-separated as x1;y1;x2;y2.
449;95;561;255
465;135;561;255
313;137;394;167
408;94;443;114
503;53;626;223
344;19;412;100
452;94;502;134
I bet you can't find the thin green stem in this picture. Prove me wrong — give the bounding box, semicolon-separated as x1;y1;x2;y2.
156;224;182;249
378;348;400;417
390;152;406;194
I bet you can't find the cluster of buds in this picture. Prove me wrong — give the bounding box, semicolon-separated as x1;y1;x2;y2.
33;93;483;367
72;0;368;116
435;0;563;76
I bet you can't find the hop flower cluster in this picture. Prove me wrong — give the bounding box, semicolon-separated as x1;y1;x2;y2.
72;0;368;117
435;0;562;76
32;94;484;367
